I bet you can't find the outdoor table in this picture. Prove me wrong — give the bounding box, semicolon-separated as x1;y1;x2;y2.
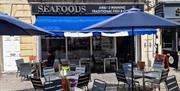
103;57;118;72
44;71;80;90
59;71;80;80
42;78;83;91
134;67;161;90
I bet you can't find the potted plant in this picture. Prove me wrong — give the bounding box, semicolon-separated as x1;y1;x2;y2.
137;61;145;70
61;76;70;91
59;65;71;91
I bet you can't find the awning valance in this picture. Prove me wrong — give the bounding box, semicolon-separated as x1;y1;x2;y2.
34;16;157;37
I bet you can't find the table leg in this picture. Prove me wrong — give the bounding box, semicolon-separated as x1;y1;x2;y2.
116;58;118;71
79;60;81;66
142;70;145;90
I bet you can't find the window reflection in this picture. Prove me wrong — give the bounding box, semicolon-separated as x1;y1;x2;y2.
41;37;115;61
41;38;66;60
93;37;114;58
68;37;90;59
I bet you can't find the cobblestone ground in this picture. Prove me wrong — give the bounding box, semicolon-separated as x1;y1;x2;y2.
0;68;180;91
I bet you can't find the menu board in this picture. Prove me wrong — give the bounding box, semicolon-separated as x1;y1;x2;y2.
3;36;20;72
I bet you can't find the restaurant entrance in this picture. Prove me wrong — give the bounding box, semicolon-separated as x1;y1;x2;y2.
116;36;132;64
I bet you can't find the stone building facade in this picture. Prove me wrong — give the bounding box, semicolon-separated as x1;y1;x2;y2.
0;0;160;72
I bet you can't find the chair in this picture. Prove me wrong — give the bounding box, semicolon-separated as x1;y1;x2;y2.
154;54;169;69
165;75;180;91
31;77;43;91
19;63;32;80
92;79;106;91
115;70;140;91
122;63;132;72
43;67;59;82
31;77;62;91
153;59;165;71
15;59;24;77
145;69;169;91
77;73;91;91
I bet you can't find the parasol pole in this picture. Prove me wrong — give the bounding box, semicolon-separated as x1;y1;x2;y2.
131;27;134;91
90;36;93;56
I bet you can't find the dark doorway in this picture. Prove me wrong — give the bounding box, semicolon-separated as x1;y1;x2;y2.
116;36;132;64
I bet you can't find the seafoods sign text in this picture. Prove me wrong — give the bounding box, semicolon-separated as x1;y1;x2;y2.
31;4;135;15
37;5;86;14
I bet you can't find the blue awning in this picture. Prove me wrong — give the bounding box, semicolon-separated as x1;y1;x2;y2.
35;16;157;37
35;16;111;31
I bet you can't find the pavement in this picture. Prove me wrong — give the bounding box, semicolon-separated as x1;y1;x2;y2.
0;67;180;91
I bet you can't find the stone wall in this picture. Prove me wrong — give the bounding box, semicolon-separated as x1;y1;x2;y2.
0;0;37;71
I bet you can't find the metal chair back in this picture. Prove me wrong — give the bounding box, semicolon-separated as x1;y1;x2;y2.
19;63;31;79
31;77;44;90
160;69;169;83
43;67;55;75
43;67;58;82
115;70;127;83
165;75;180;91
77;73;90;88
16;59;24;71
31;77;62;91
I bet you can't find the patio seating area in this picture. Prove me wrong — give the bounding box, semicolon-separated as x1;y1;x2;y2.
0;67;180;91
0;54;178;91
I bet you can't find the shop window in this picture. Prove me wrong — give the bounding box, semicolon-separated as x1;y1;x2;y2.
41;38;65;60
68;37;90;59
93;37;114;57
162;29;173;50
